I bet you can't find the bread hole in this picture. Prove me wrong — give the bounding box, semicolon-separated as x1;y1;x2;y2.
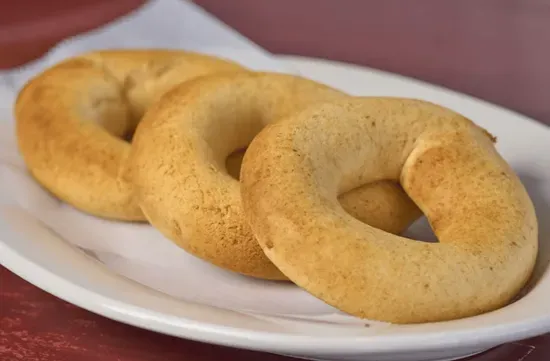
86;91;136;138
122;129;135;143
225;148;247;180
120;62;179;135
401;216;439;243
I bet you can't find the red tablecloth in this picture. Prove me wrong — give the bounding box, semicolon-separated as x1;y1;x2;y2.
1;1;549;360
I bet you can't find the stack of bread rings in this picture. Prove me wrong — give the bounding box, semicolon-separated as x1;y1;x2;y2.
15;49;538;324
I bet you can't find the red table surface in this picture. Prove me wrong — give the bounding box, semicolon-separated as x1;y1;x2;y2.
0;1;549;360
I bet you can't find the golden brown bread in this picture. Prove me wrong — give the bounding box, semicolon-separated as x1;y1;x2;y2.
14;49;245;220
130;73;421;280
240;97;538;322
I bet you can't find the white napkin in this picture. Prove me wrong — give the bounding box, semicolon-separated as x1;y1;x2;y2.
0;0;350;318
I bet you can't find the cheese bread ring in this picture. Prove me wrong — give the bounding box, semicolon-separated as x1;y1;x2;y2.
241;97;538;322
15;50;245;220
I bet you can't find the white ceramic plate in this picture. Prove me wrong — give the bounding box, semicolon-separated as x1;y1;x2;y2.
1;56;549;361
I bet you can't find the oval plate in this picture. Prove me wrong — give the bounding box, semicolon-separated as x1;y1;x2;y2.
1;55;549;361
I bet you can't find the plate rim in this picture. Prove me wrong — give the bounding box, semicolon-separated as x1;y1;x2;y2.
1;54;549;356
2;234;544;355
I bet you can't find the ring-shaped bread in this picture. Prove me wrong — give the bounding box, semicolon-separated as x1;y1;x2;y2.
15;49;245;220
240;97;538;321
130;73;421;280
